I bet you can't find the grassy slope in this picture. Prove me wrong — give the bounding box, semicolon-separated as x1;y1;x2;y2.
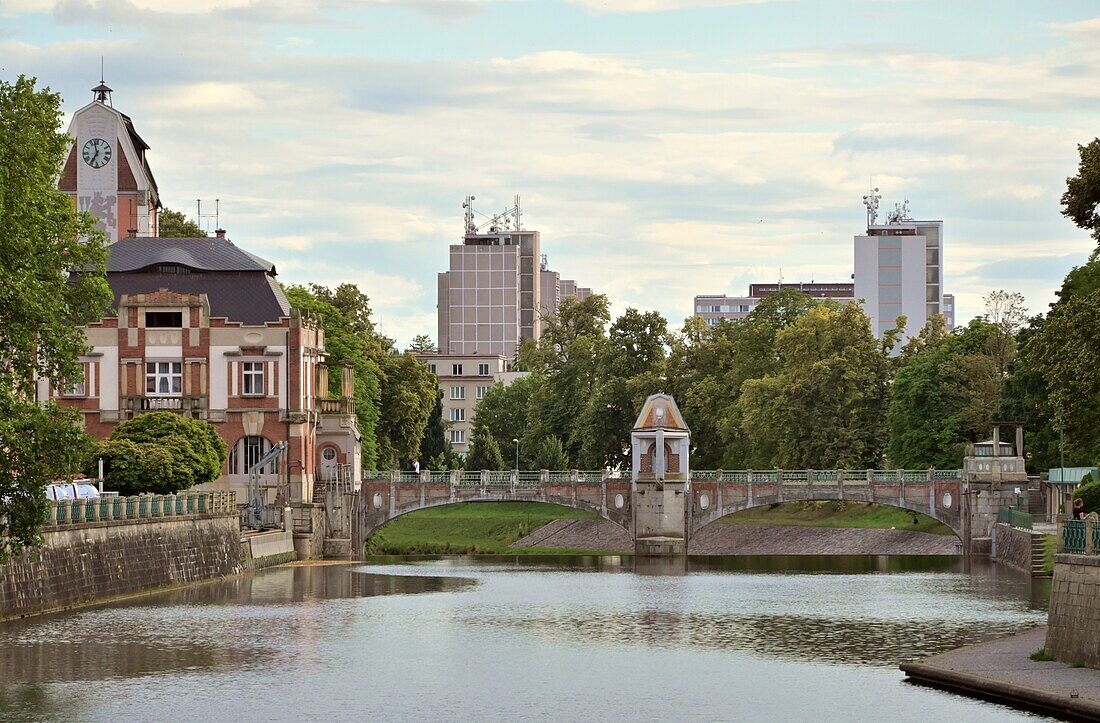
716;500;955;535
364;502;602;555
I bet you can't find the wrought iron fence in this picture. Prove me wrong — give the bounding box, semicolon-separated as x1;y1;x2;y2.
997;507;1033;530
1063;519;1086;553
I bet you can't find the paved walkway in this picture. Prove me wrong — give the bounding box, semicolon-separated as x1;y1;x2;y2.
901;626;1100;720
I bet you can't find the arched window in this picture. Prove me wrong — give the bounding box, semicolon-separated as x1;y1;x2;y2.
229;436;279;474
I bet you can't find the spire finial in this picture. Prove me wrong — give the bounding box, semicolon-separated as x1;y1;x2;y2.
92;57;112;105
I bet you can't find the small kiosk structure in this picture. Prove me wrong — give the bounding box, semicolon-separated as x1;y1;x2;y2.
631;393;691;556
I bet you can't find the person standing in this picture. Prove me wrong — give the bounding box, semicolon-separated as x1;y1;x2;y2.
1073;497;1085;520
413;459;420;474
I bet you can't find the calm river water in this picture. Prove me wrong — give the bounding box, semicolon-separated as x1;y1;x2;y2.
0;555;1053;722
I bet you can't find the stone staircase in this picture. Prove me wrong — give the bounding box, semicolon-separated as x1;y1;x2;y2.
1029;532;1049;577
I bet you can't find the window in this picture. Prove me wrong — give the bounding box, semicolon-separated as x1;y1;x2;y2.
427;363;437;374
146;361;182;396
242;361;265;396
145;311;183;328
452;363;463;376
710;305;721;313
477;363;490;376
450;429;466;445
476;385;491;400
450;408;465;422
450;386;465;400
229;436;279;474
61;375;87;398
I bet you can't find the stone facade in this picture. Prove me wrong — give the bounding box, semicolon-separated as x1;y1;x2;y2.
991;522;1046;576
1045;554;1100;667
0;514;241;620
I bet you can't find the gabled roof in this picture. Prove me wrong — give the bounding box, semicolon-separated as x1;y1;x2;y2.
107;236;276;274
633;393;689;432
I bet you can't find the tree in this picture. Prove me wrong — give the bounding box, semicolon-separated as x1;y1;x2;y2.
737;302;891;469
0;76;114;560
418;388;461;470
1062;138;1100;249
408;334;437;353
91;412;227;495
473;375;544;465
530;435;569;470
377;352;438;467
466;432;505;471
157;208;206;238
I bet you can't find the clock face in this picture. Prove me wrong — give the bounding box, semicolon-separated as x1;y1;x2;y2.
82;138;112;169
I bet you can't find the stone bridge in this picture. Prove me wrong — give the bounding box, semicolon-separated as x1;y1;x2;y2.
349;468;964;555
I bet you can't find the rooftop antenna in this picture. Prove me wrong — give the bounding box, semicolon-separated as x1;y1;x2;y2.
196;199;220;235
862;184;881;227
462;195;476;235
513;194;523;231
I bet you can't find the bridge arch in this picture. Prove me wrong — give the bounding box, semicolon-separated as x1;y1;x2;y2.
687;479;964;539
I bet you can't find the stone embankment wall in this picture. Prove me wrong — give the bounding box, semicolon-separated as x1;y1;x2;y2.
1;514;241;620
1045;554;1100;667
991;523;1048;577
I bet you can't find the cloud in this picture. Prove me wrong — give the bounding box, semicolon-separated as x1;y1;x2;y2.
565;0;773;13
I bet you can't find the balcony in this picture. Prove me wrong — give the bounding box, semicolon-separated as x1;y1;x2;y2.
317;397;355;416
123;395;206;417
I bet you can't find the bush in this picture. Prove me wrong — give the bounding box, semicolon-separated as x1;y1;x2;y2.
88;412;227;495
1074;478;1100;514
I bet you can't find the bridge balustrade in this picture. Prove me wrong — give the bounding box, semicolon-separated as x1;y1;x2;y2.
42;491;236;527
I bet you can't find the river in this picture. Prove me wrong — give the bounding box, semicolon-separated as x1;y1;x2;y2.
0;555;1052;722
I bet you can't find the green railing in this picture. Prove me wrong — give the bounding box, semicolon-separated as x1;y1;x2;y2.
44;491;236;526
1063;519;1086;553
997;507;1033;530
358;469;965;486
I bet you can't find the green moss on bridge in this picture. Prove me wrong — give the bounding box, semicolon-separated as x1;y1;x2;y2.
716;500;955;535
363;502;600;555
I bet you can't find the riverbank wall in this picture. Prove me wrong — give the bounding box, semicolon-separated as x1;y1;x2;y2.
991;523;1049;577
1045;553;1100;667
0;513;242;620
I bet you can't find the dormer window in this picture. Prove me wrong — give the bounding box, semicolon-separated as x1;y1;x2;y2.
150;264;194;274
146;311;182;328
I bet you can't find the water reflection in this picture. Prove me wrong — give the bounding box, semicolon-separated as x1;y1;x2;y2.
0;556;1053;722
0;564;473;687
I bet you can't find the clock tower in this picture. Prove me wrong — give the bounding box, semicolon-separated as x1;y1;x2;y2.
58;81;161;241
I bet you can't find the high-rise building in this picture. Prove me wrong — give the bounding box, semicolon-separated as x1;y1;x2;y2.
694;282;855;326
854;195;946;344
540;255;594;323
57;81;161;241
437;196;540;358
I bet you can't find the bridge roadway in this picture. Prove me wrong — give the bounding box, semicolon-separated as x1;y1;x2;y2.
350;469;964;553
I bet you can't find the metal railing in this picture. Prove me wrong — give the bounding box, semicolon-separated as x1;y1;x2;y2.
997;507;1033;531
45;491;236;526
359;469;964;486
1063;519;1087;553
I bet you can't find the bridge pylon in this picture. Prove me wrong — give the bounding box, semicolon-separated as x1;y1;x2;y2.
631;393;691;556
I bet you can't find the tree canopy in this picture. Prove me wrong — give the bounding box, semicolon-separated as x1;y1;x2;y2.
0;76;114;560
157;208;206;238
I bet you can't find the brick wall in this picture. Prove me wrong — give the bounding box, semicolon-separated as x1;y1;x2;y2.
0;514;242;620
1045;554;1100;667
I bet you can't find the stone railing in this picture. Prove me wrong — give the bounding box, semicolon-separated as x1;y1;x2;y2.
45;491;237;526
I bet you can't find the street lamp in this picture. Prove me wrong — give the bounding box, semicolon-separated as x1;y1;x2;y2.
512;438;520;472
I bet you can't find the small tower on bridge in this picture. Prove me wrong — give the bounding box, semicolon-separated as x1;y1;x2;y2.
631;393;691;556
963;421;1030;551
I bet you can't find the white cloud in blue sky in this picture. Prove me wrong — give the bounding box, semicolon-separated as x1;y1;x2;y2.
3;0;1100;344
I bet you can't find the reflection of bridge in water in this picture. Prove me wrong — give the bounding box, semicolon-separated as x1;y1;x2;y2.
351;468;965;555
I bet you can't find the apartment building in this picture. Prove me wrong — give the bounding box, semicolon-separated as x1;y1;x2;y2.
415;353;512;454
694;282;855;326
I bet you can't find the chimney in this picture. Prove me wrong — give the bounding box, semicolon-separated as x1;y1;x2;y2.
215;228;226;239
127;227;138;237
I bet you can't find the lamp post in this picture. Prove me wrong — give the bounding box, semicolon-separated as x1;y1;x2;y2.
512;438;520;472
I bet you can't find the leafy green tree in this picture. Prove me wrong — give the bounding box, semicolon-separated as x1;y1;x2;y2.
466;432;505;471
408;334;437;353
91;412;227;495
530;435;569;470
1062;138;1100;249
157;208;206;237
0;76;113;560
418;388;461;470
377;352;438;467
738;302;891;469
473;374;544;464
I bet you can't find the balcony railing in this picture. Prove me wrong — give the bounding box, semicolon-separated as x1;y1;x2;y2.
123;395;205;415
317;397;355;415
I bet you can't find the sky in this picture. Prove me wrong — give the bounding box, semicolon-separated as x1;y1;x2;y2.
3;0;1099;347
